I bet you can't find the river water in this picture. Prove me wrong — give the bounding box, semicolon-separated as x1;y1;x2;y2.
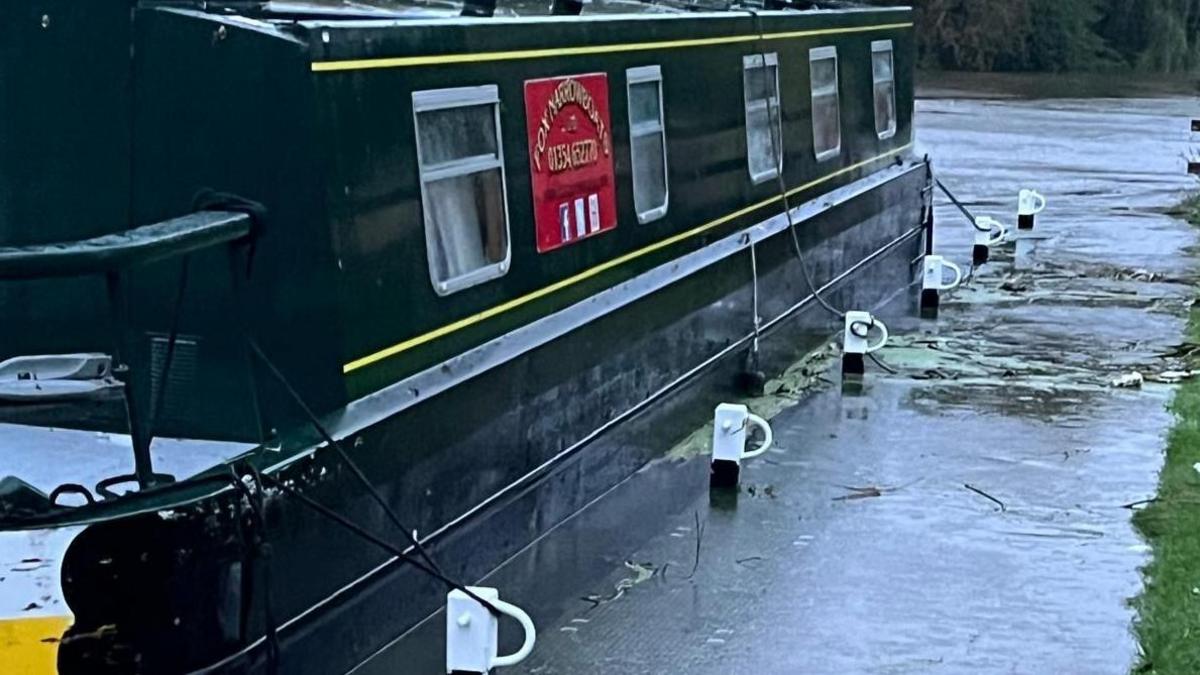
492;80;1200;674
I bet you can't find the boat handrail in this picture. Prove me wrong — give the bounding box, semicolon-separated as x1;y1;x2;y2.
0;210;253;280
0;205;260;499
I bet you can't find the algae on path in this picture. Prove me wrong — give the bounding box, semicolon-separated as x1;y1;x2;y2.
663;344;838;462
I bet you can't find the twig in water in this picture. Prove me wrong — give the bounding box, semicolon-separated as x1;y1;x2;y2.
1120;498;1158;510
833;486;883;501
832;478;924;502
735;556;764;565
868;352;899;375
685;510;704;580
964;483;1006;511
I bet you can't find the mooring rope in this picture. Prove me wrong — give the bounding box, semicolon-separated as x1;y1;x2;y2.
935;178;992;232
244;339;501;613
185;341;505;675
245;338;448;578
746;9;894;374
749;237;762;354
227;465;281;675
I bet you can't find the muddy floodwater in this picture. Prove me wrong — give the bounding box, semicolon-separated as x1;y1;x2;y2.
374;79;1200;675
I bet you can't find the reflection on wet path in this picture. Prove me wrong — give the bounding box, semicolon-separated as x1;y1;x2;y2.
500;91;1197;674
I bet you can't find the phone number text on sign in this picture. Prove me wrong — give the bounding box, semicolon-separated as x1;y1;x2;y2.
524;73;618;253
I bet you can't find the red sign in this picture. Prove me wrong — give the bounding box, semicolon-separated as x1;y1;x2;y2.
524;73;618;253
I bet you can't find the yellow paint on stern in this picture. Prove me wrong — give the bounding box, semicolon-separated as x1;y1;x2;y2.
0;615;72;675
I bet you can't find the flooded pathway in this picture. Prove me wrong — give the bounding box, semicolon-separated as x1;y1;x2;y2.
487;89;1199;674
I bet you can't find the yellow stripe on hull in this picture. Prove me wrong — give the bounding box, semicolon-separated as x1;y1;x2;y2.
311;22;914;72
343;143;913;374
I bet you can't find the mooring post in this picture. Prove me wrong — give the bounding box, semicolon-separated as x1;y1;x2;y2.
922;158;936;257
1189;119;1200;173
920;255;963;318
972;216;1007;266
1017;189;1046;231
446;587;536;675
972;235;989;266
842;311;889;379
710;403;773;488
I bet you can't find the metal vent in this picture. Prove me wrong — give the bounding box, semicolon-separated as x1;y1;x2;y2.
148;333;199;426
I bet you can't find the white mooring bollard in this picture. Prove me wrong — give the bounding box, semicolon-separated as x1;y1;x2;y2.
920;254;963;317
446;587;536;674
972;216;1008;265
1017;189;1046;231
842;311;889;378
710;403;773;488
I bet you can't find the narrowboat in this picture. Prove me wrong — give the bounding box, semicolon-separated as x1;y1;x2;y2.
0;1;927;672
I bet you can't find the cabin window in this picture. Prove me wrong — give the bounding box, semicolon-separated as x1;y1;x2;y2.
809;46;841;161
872;40;897;139
627;66;669;223
412;85;511;296
743;53;783;184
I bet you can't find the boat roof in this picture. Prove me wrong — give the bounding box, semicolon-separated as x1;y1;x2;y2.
240;0;909;25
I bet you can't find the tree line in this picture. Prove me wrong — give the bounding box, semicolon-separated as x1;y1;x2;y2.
864;0;1200;72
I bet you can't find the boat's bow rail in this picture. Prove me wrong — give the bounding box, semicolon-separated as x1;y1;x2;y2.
0;207;259;519
0;210;253;280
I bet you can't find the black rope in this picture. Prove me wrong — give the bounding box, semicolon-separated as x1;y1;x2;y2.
227;465;281;675
193;189;268;231
193;188;268;275
184;261;505;673
255;471;503;616
867;352;898;375
244;338;446;578
146;255;191;446
748;9;846;322
934;178;990;232
46;257;191;506
243;338;503;618
744;10;897;374
183;469;282;675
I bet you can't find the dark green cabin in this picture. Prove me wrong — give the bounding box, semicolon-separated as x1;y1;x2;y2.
0;2;925;673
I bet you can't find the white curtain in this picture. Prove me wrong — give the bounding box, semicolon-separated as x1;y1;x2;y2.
425;174;487;282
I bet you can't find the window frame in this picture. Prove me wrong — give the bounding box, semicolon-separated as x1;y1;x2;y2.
742;52;783;185
626;65;670;224
412;84;512;297
871;40;897;140
809;46;842;162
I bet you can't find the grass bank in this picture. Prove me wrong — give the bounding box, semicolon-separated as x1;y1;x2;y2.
1133;202;1200;674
